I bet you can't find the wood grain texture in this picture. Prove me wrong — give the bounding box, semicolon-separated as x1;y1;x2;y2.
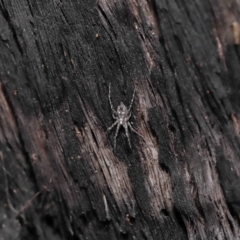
1;0;240;239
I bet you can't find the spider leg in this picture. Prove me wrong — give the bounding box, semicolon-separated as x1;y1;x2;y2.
127;85;135;113
124;123;132;149
109;84;117;115
128;122;145;142
112;113;118;119
114;123;121;149
126;111;131;121
107;120;118;133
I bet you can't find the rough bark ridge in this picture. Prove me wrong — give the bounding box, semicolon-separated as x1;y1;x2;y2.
0;0;240;239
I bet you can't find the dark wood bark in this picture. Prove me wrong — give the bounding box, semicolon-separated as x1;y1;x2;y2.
1;0;240;239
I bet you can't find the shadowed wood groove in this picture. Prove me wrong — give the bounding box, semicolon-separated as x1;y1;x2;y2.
1;0;240;239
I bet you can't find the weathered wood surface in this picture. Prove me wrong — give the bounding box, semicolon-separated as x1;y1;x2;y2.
1;0;240;239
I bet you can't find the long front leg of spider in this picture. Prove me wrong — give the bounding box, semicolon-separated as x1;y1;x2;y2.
113;123;121;149
127;86;135;114
128;122;145;141
124;123;132;149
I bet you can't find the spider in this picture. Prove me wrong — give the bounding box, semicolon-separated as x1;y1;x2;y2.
107;84;144;149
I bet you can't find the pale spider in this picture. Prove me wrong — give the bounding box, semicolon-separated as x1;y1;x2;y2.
107;84;144;149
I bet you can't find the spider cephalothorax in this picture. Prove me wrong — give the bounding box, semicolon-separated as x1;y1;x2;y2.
107;84;144;149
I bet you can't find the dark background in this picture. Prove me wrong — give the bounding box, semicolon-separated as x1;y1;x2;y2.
1;0;240;239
